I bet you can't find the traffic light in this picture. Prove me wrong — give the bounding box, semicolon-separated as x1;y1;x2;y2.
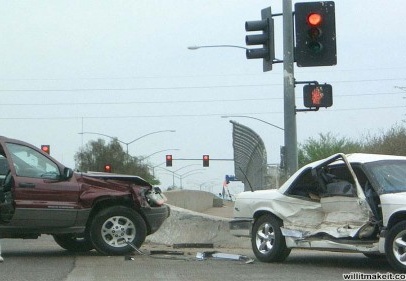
165;155;173;167
295;1;336;67
104;164;112;173
245;6;274;72
203;155;209;167
303;84;333;108
41;145;50;154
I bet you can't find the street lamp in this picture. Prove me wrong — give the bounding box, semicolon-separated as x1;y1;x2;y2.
155;166;205;189
140;148;180;161
188;45;248;51
178;169;205;189
78;130;176;155
221;115;284;131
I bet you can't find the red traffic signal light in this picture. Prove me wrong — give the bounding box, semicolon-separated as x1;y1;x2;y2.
295;1;336;67
303;84;333;108
203;155;209;167
166;155;173;167
41;145;50;154
104;164;112;173
307;13;322;26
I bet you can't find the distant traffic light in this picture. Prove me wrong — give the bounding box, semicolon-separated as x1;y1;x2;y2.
104;164;112;173
295;1;336;67
41;145;50;154
203;155;210;167
245;6;274;72
165;155;173;167
303;84;333;108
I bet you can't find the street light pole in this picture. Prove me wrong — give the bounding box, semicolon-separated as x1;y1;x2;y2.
79;130;176;155
140;148;180;161
124;130;176;155
188;45;248;50
221;115;284;131
189;24;299;177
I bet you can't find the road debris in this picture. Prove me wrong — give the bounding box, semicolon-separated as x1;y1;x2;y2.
125;241;254;264
173;243;214;249
125;241;190;261
196;251;254;264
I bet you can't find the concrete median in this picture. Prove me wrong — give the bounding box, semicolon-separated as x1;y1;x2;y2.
146;190;250;248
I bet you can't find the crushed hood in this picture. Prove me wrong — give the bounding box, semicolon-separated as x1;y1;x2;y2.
81;172;152;187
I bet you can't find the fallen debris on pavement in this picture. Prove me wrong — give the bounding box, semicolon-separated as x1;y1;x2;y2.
125;241;254;264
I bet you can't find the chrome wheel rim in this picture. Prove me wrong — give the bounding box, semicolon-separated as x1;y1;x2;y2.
101;216;136;248
255;222;275;254
393;229;406;265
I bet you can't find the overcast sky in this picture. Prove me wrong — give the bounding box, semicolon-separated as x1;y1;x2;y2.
1;0;405;194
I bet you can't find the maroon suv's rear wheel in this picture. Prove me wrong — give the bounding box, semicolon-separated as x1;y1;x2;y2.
90;206;147;255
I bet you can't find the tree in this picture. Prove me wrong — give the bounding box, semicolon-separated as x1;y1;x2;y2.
298;132;363;167
363;124;406;156
74;138;159;185
298;124;406;168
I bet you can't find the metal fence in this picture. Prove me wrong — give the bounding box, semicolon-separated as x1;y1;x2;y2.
230;121;268;191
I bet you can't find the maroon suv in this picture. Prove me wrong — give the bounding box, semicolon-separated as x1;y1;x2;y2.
0;136;170;255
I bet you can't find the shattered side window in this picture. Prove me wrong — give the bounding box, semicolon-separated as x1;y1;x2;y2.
6;143;60;179
285;168;320;199
365;160;406;194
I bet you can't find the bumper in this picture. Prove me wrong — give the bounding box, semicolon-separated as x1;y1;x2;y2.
229;218;253;237
141;204;170;235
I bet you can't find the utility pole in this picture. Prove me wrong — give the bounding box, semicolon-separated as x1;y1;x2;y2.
283;0;298;176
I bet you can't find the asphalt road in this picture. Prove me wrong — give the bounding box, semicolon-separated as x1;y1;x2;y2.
1;235;398;281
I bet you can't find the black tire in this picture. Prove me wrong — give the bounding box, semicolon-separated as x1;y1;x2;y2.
251;214;291;262
89;206;147;256
53;233;94;252
385;221;406;272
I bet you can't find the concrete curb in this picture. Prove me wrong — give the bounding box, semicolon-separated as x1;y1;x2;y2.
146;204;250;249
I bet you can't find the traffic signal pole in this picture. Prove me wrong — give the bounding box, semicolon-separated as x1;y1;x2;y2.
243;1;336;176
283;0;298;176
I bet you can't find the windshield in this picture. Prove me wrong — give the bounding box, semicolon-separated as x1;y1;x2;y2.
365;160;406;194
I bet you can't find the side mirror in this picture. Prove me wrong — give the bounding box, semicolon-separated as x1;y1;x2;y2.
63;167;74;180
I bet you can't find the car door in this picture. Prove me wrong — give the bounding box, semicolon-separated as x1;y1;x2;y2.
0;154;14;223
4;142;80;228
284;154;372;238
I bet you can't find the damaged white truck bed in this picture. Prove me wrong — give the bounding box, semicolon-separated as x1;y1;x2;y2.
230;153;406;272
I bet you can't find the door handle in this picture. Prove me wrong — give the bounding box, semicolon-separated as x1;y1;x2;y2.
19;183;36;188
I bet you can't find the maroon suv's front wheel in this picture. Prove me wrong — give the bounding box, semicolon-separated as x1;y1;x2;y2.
53;233;94;252
90;206;147;255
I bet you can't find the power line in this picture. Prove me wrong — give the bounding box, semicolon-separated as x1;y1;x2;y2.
0;77;404;93
0;66;405;82
0;92;403;107
0;105;404;120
